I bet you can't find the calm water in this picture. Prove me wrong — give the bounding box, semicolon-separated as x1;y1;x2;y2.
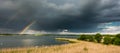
0;35;79;48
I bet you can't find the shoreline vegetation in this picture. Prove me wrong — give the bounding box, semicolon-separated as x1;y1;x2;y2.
77;33;120;45
55;38;80;43
0;38;120;53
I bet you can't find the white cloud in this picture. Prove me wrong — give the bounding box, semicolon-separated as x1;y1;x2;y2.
101;26;120;33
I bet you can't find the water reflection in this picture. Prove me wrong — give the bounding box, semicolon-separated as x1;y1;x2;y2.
0;35;78;48
22;39;34;46
0;43;3;46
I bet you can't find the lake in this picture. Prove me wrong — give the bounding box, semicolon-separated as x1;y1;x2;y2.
0;35;79;48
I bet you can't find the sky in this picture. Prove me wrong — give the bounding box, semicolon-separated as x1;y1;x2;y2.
0;0;120;34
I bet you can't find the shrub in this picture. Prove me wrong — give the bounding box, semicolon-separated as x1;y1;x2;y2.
78;35;95;42
83;47;88;51
116;34;120;38
103;36;112;45
113;38;120;45
87;36;95;42
78;35;87;41
94;33;102;43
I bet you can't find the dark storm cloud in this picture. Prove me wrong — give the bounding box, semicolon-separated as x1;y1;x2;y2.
0;0;120;33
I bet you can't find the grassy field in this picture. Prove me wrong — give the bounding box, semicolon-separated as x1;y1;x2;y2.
0;38;120;53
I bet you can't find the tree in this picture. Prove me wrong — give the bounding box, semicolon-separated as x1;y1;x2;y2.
78;35;95;42
94;33;102;43
113;38;120;45
103;36;112;45
78;35;88;41
87;36;95;42
116;34;120;38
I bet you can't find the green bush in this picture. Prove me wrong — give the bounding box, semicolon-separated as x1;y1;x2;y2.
116;34;120;38
113;38;120;45
94;33;102;43
103;36;112;45
78;35;88;41
78;35;95;42
87;36;95;42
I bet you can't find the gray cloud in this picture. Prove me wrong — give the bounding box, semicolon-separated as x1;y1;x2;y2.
0;0;120;33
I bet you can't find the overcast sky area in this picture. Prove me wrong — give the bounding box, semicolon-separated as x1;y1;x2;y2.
0;0;120;34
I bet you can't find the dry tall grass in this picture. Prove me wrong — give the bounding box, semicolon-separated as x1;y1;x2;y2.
0;39;120;53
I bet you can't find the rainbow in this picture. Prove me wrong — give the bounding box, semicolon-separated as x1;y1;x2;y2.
20;21;36;34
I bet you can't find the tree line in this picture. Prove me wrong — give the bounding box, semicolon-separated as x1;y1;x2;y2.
77;33;120;45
